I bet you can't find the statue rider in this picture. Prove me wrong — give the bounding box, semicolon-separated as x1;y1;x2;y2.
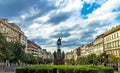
57;37;62;46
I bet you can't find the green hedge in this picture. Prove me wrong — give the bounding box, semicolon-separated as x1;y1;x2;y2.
16;65;114;73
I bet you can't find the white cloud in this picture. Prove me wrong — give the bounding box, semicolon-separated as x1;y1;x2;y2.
59;0;83;13
24;23;56;39
83;0;107;5
20;7;40;20
90;0;120;16
20;0;120;53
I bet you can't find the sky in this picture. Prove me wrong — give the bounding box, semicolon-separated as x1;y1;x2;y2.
0;0;120;53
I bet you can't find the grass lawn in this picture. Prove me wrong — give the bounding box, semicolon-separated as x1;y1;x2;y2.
17;65;112;70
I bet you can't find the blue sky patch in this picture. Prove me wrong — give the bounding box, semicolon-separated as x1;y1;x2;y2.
81;2;100;16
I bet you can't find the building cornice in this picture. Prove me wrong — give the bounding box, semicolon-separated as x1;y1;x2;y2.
103;25;120;37
0;19;23;34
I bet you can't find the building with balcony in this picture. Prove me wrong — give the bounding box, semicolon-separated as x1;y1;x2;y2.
27;40;42;57
87;43;94;55
80;43;94;56
103;25;120;56
0;18;28;51
103;25;120;65
93;34;104;55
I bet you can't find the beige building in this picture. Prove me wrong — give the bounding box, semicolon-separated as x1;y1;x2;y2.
87;43;94;55
72;47;81;60
80;45;87;56
80;43;93;56
27;40;42;58
65;51;73;60
72;49;78;60
103;25;120;56
0;19;28;51
93;34;104;55
0;19;19;42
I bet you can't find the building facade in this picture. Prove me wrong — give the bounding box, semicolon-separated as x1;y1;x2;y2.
27;40;42;57
65;51;73;60
103;25;120;56
72;47;81;60
93;34;104;55
40;49;48;60
80;43;94;57
0;19;28;52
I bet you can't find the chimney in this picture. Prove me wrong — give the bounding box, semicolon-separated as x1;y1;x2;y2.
1;18;8;23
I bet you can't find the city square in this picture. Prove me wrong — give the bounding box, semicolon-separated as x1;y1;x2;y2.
0;0;120;73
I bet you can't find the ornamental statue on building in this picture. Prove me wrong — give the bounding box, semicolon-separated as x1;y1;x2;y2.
53;36;65;65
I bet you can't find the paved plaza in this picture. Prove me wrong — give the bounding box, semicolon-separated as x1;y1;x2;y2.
0;71;15;73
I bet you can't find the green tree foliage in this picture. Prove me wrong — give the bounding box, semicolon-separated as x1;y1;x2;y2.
66;59;75;65
109;55;118;64
0;33;39;65
9;42;26;63
0;33;14;60
75;54;100;65
0;33;7;59
75;56;88;65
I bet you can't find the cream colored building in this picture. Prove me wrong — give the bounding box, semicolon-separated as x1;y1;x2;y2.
65;51;73;60
80;43;93;56
93;34;104;55
0;19;27;52
103;25;120;56
72;47;81;60
80;45;87;56
72;49;78;60
87;43;94;55
0;19;19;42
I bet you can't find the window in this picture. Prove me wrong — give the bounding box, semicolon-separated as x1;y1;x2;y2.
119;50;120;55
114;34;116;39
119;40;120;47
112;35;113;39
119;32;120;37
105;44;107;49
117;33;119;38
115;41;117;47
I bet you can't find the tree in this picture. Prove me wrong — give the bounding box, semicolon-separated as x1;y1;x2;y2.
0;33;14;60
75;56;88;65
9;42;26;64
0;33;14;67
0;33;8;59
109;55;118;64
75;54;100;65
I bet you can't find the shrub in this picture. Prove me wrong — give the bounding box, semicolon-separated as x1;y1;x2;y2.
16;65;114;73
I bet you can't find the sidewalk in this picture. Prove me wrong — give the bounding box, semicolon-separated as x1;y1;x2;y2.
0;71;15;73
